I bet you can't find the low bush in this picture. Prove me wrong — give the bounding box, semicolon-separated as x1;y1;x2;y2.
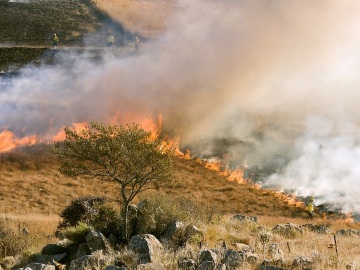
58;196;106;229
62;222;90;244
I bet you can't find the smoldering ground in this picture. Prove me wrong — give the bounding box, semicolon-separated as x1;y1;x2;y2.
2;0;360;212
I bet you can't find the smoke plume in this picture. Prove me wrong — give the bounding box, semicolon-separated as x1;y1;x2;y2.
2;0;360;212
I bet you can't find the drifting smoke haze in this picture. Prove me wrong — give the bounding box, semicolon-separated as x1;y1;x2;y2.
2;0;360;212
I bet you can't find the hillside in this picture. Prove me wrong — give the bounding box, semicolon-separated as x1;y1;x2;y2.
0;145;304;218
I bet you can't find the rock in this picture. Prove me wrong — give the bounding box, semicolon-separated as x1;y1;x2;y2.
196;261;215;270
163;221;186;240
30;253;67;265
233;214;258;223
0;256;16;269
69;254;114;270
267;243;284;261
105;266;126;270
301;224;331;234
76;243;91;258
178;258;196;270
234;243;250;253
259;265;286;270
346;263;356;270
137;262;165;270
129;234;163;264
292;256;313;269
41;244;67;255
23;263;55;270
272;223;303;238
336;229;360;237
85;230;112;253
246;253;260;264
198;249;217;264
223;249;244;269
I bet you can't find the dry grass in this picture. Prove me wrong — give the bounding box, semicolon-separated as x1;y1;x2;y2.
96;0;178;38
1;145;360;269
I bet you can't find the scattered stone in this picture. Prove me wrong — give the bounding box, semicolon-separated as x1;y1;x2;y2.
223;249;244;269
292;256;313;269
129;234;163;264
178;258;196;270
233;214;258;223
22;263;55;270
41;244;67;255
246;252;260;264
301;224;331;234
198;249;217;264
85;230;111;253
346;263;356;270
69;254;114;270
137;262;165;270
272;223;303;238
196;261;215;270
336;229;360;237
76;243;91;258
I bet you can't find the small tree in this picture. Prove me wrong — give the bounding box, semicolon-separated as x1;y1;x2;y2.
52;122;173;242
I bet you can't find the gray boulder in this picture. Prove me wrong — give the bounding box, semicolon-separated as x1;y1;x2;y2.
85;230;112;253
233;214;258;223
69;254;114;270
272;223;303;237
301;224;331;234
41;244;67;255
129;234;163;264
105;266;126;270
178;258;196;270
198;249;217;264
223;249;244;269
137;262;165;270
76;243;91;258
292;256;313;269
196;261;215;270
29;253;67;266
22;263;55;270
163;220;186;244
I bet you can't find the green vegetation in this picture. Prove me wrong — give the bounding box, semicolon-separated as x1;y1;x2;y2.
52;122;173;242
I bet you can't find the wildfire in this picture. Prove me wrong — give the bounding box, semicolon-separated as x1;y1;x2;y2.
0;130;37;152
273;191;305;208
198;158;246;184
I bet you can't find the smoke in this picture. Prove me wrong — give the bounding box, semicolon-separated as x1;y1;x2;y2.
2;0;360;212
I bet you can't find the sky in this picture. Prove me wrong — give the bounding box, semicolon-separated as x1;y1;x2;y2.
2;0;360;212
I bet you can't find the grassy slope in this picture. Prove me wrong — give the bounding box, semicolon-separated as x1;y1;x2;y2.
0;145;304;218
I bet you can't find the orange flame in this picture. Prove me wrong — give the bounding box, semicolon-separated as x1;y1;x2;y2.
0;130;37;153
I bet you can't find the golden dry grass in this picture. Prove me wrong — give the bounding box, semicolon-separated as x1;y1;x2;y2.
96;0;177;38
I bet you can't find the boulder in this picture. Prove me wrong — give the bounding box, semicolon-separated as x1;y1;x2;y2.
69;254;114;270
223;249;244;269
246;253;260;264
301;224;331;234
233;214;258;223
85;230;112;253
137;262;165;270
105;266;126;270
267;243;284;261
41;244;67;255
76;243;91;258
198;249;217;264
30;253;67;266
22;263;55;270
272;223;303;238
234;243;250;253
292;256;313;269
178;258;196;270
196;261;215;270
336;229;360;237
129;234;163;264
163;221;186;240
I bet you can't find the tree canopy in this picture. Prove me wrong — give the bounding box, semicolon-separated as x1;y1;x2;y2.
52;122;174;241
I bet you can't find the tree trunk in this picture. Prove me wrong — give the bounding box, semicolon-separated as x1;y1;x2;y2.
121;187;129;243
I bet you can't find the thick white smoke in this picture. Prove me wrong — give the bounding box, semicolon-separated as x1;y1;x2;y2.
2;0;360;212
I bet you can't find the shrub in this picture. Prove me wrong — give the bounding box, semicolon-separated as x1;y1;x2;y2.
136;194;190;238
92;205;120;237
62;222;90;244
58;196;106;229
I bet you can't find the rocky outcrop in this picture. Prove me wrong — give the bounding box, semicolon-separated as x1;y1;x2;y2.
129;234;163;264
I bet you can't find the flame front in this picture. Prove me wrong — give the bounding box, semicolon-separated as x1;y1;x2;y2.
0;130;37;152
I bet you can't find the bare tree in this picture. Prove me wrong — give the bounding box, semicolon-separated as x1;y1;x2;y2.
52;122;173;242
